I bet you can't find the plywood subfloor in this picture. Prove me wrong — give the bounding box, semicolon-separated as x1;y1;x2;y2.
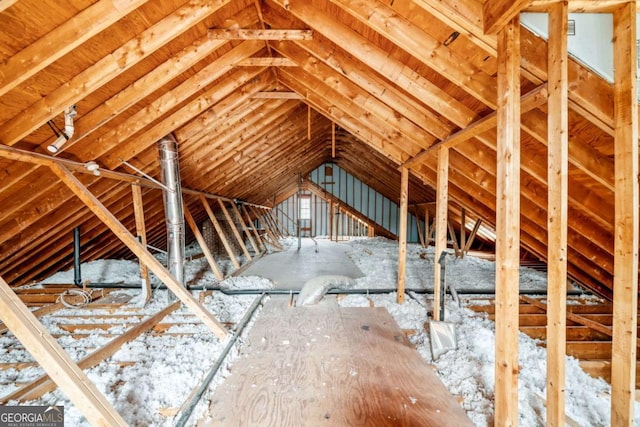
199;298;472;426
241;238;364;289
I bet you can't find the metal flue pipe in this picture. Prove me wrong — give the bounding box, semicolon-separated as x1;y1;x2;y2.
158;134;185;286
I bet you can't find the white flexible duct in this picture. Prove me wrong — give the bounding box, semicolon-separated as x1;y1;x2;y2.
158;134;185;286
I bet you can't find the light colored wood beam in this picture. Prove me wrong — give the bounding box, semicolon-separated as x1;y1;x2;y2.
611;3;638;425
199;194;241;269
546;3;568;426
527;1;640;12
3;301;180;403
328;0;497;107
242;204;267;252
0;275;127;425
131;183;151;303
397;166;409;304
183;203;225;281
0;0;18;13
483;0;534;34
217;200;252;260
252;91;303;99
49;164;228;339
0;0;149;97
207;28;313;40
230;202;261;255
494;16;521;426
433;146;448;321
332;121;336;158
236;57;298;66
0;0;232;147
402;84;547;169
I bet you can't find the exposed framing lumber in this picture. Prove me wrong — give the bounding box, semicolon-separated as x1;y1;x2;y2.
433;147;448;321
0;0;149;98
3;301;180;403
0;0;18;13
494;16;521;427
207;29;313;40
183;203;225;281
49;164;228;339
230;202;261;255
0;0;233;147
217;200;252;260
199;194;241;269
0;275;127;425
447;220;462;258
402;84;547;169
252;91;303;99
249;206;283;250
242;204;267;252
483;0;533;34
131;183;151;303
332;121;336;158
546;3;569;425
611;4;639;425
236;57;298;66
462;218;482;254
397;167;408;304
526;1;640;13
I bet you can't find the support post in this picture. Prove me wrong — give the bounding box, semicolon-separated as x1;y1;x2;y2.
0;275;127;426
131;183;151;302
217;199;252;260
546;3;568;426
611;3;638;425
329;200;334;241
397;166;409;303
494;16;521;426
73;226;82;287
50;164;228;339
183;203;224;281
460;208;466;258
199;195;240;269
433;146;449;321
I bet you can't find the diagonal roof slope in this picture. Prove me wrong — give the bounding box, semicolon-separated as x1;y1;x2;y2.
0;0;629;298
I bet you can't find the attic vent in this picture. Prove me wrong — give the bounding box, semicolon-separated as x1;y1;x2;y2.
568;19;575;36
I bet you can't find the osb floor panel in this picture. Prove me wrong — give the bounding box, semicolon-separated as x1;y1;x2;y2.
240;238;364;289
198;298;472;426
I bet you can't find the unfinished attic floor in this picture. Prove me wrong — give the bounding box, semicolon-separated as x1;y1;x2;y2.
198;297;473;426
241;238;364;289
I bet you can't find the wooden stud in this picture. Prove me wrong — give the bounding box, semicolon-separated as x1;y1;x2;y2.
332;121;336;158
462;219;482;254
611;3;639;425
413;207;426;248
433;146;449;321
183;203;225;281
397;167;409;304
230;202;261;255
199;195;241;269
249;206;283;250
546;3;569;426
131;183;151;303
242;204;267;252
447;220;461;258
217;200;252;260
49;164;228;339
0;275;127;426
494;16;521;426
207;29;313;40
307;103;311;140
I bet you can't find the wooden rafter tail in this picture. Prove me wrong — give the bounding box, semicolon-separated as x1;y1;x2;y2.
0;275;127;425
183;203;225;281
49;163;228;340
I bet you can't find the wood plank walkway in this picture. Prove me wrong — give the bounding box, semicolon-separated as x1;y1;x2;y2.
199;298;472;426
